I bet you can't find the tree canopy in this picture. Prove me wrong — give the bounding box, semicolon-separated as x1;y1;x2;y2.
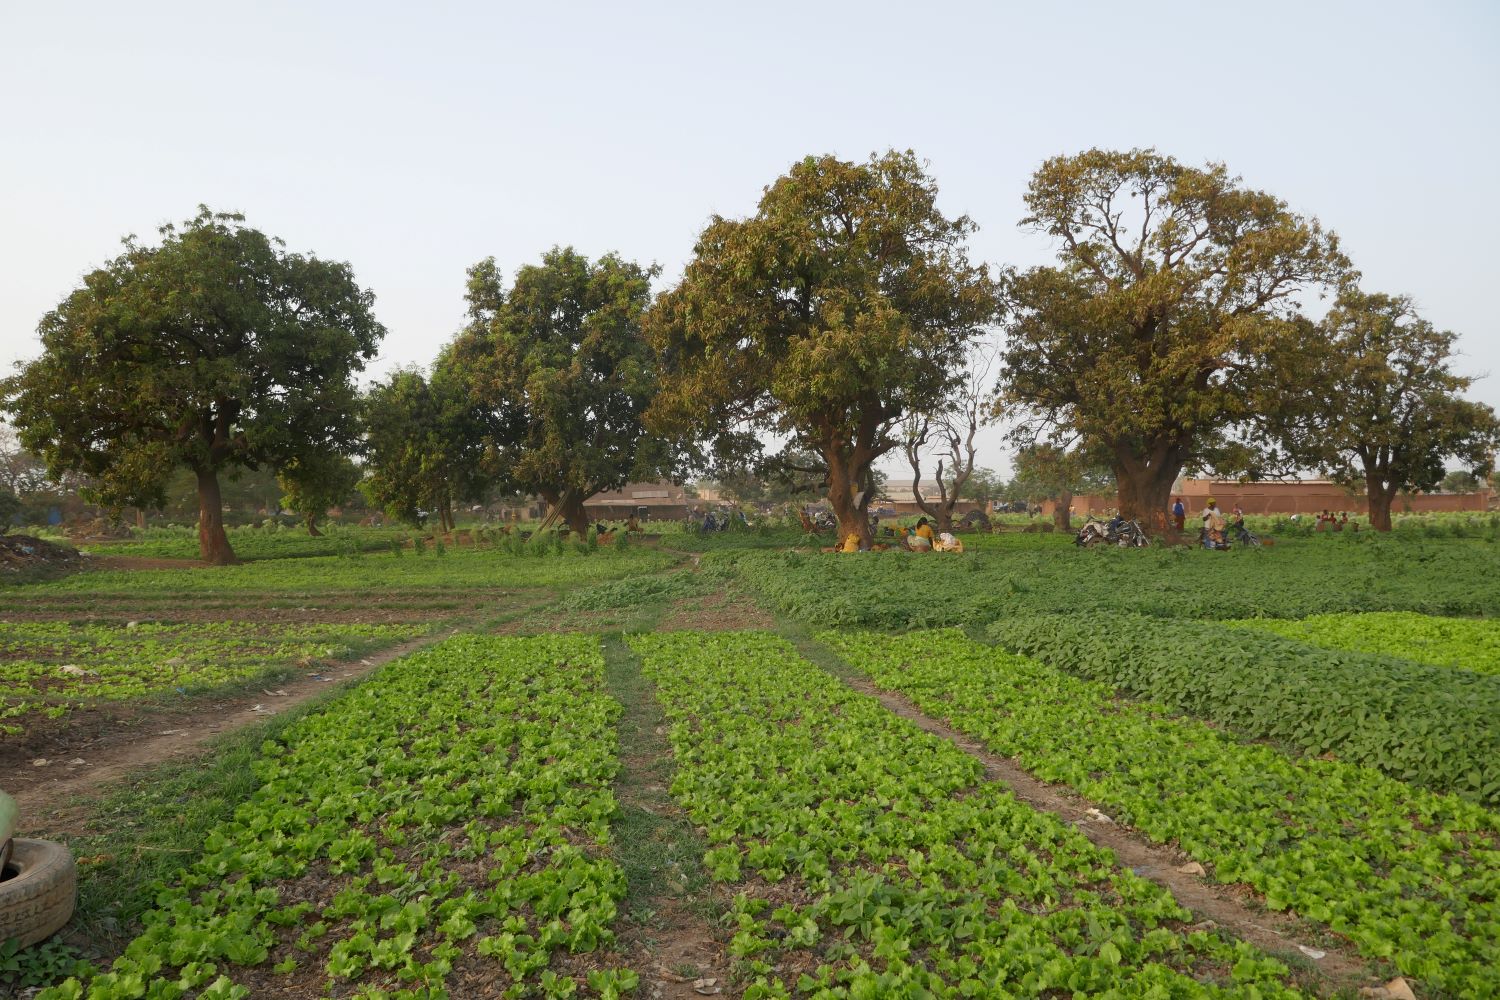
448;247;667;535
1001;148;1349;530
1;208;384;562
647;150;1000;543
1259;289;1500;530
1008;444;1116;529
360;366;486;531
279;451;363;535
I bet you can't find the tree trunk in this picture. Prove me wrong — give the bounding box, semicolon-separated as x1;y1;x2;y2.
306;512;323;537
1366;473;1395;532
825;450;872;547
135;507;147;531
195;467;236;565
562;494;591;536
1053;490;1073;532
1115;462;1179;534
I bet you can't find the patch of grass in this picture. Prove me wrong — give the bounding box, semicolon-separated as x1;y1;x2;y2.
601;636;720;925
557;570;708;611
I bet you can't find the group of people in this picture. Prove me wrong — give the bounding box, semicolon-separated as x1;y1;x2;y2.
837;516;963;553
1171;496;1255;549
1314;509;1355;531
591;514;644;536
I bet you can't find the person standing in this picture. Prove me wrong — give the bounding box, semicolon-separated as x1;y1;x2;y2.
1171;497;1186;532
1201;498;1227;548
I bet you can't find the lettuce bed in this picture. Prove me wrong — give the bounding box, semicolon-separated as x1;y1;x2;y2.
708;536;1500;628
630;630;1308;998
40;634;635;1000
826;629;1500;997
988;612;1500;804
1226;611;1500;676
0;621;424;735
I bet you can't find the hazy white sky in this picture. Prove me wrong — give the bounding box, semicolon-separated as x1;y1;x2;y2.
2;0;1496;477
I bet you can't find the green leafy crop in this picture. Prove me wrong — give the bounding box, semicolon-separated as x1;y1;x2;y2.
1227;611;1500;676
0;621;423;734
630;630;1309;998
38;634;633;999
988;613;1500;804
710;534;1500;628
826;629;1500;996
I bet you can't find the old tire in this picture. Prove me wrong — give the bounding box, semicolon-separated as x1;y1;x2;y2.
0;838;76;947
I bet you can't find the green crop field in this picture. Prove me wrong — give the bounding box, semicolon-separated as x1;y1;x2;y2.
3;525;1497;999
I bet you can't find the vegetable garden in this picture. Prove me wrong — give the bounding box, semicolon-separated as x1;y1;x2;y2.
1;527;1497;998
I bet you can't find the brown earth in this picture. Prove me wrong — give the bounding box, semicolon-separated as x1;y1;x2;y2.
0;534;86;575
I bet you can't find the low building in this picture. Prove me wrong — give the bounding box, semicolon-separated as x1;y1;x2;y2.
583;481;694;521
884;479;986;517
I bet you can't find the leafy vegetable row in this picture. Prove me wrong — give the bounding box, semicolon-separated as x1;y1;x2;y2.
824;629;1500;998
630;630;1308;999
705;535;1500;628
40;634;637;1000
1226;611;1500;677
19;544;678;596
988;612;1500;804
0;621;424;736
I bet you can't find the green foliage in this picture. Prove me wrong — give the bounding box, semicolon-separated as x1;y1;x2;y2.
12;544;678;597
0;486;21;533
629;631;1306;997
0;208;384;561
988;613;1500;803
1441;468;1483;494
81;523;410;560
360;367;487;530
1;938;95;992
647;150;1000;539
0;620;422;735
40;635;634;999
826;629;1500;995
452;247;669;531
1227;610;1500;676
556;571;709;611
715;533;1500;628
1007;443;1114;504
1257;288;1500;529
276;452;362;533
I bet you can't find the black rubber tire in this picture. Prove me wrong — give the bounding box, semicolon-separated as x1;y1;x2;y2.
0;838;76;947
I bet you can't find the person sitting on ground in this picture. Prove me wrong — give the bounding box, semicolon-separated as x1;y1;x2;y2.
914;517;935;545
907;523;932;552
625;514;642;533
1315;509;1329;532
935;530;964;553
1333;511;1347;532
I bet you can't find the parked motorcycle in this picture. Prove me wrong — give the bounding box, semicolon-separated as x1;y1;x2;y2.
1075;515;1150;548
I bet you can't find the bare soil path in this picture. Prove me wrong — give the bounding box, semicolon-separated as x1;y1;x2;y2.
596;639;733;1000
785;628;1393;998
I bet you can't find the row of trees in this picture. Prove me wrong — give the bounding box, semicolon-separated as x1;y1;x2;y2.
5;149;1498;562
